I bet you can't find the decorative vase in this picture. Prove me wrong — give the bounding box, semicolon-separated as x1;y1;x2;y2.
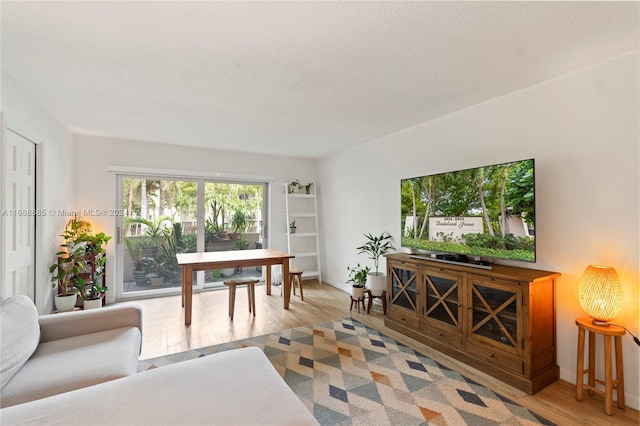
222;268;235;277
54;294;77;312
366;273;387;297
351;285;365;300
83;298;102;309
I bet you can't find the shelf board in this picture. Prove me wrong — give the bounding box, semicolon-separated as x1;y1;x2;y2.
287;193;315;198
288;233;317;237
287;213;316;218
291;252;319;258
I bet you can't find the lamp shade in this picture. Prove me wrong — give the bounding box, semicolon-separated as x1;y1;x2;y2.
578;265;623;325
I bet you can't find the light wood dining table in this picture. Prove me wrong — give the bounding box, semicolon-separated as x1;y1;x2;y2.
177;249;294;325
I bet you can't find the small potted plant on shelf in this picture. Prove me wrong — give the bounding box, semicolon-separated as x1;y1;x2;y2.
288;180;302;194
346;263;370;300
357;231;394;297
304;182;314;194
289;220;297;234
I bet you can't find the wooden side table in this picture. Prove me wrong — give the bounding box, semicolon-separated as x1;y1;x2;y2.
575;317;625;415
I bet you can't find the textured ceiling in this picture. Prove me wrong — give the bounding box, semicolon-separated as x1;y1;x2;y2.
2;2;638;158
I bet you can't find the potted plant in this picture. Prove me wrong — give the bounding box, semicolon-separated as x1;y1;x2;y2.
304;182;314;194
125;237;148;285
289;220;297;234
346;263;370;300
75;281;108;309
288;180;302;194
231;210;247;237
357;232;394;297
49;241;87;312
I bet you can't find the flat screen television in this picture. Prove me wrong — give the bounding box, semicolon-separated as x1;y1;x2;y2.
401;158;535;264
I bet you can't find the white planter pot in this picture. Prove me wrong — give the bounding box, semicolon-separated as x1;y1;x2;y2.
366;273;387;297
54;294;77;312
83;298;102;309
222;268;235;277
351;285;365;300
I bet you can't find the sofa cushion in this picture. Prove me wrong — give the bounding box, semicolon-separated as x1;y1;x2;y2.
0;347;319;425
0;326;141;408
0;295;40;389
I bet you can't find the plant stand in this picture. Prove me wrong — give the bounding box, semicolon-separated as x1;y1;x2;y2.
366;290;387;315
349;295;366;313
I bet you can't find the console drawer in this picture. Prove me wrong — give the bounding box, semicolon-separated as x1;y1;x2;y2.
466;339;523;374
388;310;420;329
423;325;463;349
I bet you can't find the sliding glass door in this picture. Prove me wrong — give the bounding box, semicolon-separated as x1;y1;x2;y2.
117;175;267;299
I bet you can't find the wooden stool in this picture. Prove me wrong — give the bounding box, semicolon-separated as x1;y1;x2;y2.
366;290;387;315
223;277;259;321
575;317;626;415
290;267;304;301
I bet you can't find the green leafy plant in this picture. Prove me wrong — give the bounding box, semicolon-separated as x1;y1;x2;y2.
304;182;314;194
231;210;247;234
49;241;87;296
346;263;370;287
356;232;394;276
288;180;302;194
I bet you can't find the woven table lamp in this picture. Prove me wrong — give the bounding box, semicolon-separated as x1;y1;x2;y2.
578;265;623;326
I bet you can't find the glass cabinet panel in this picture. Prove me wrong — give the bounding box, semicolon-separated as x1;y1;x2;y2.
390;266;417;313
424;273;459;327
470;282;519;349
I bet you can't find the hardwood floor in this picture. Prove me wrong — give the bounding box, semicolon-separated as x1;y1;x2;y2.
130;280;638;426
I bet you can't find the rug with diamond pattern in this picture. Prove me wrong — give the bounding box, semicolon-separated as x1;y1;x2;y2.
138;317;554;426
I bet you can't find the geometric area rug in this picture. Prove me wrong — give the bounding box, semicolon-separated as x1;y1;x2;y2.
138;317;555;426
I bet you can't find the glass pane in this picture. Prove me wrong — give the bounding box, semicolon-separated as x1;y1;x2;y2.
391;268;416;311
122;178;197;294
425;274;458;326
203;182;264;288
472;285;517;347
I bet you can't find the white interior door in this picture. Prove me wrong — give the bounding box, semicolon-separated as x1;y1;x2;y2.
2;128;36;300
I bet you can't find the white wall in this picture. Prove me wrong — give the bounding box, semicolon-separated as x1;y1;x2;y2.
73;135;317;301
317;52;640;407
1;74;75;313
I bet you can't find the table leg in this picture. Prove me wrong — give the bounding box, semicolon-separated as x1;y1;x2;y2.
614;335;625;409
184;267;192;325
576;327;585;401
265;265;272;295
604;335;613;415
588;331;595;396
181;267;185;307
282;259;290;309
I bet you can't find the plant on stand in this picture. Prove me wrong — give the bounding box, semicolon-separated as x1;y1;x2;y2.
49;241;87;312
289;220;297;234
357;232;394;297
346;263;370;300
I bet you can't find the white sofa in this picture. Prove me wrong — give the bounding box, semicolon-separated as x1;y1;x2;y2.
0;295;143;408
0;296;318;425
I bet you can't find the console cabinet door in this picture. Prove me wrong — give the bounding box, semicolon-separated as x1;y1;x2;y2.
466;276;524;373
421;268;463;348
387;261;420;329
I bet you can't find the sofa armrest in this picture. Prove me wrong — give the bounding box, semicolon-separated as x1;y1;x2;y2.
38;303;143;352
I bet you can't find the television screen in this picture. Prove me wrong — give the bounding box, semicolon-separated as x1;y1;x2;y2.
401;158;535;263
